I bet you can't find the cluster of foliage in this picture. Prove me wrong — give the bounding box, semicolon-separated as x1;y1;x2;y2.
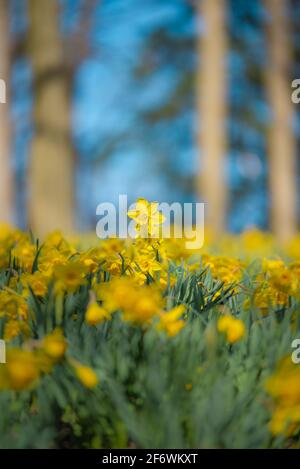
0;200;300;448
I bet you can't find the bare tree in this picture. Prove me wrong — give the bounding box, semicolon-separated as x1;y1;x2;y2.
264;0;297;242
0;0;13;223
196;0;228;235
27;0;74;237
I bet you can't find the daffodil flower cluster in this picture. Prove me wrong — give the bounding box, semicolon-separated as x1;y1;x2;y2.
0;202;299;446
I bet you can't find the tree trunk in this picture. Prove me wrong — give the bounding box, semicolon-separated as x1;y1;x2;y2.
264;0;297;242
27;0;74;238
196;0;228;235
0;0;13;223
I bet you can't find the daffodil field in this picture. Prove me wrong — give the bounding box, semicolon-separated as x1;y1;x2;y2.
0;204;300;448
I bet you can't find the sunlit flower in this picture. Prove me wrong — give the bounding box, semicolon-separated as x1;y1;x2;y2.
0;348;40;391
42;328;67;360
11;241;36;272
97;277;164;324
266;357;300;436
86;302;111;326
21;271;49;297
157;305;186;336
217;315;245;344
269;267;298;296
74;364;99;389
54;261;88;293
128;198;165;238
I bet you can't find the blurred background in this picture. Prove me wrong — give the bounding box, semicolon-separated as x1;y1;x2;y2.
0;0;299;242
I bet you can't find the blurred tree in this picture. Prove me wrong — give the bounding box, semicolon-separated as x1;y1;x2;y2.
196;0;228;234
0;0;14;223
27;0;74;237
264;0;297;242
129;0;272;230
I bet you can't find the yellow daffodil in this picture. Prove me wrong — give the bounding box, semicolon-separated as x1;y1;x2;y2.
54;261;88;293
42;328;67;360
128;198;165;238
86;302;110;325
157;305;186;337
0;348;40;391
266;357;300;436
217;315;245;344
74;364;99;389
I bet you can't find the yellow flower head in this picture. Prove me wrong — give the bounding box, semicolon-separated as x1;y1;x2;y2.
128;198;165;238
22;271;49;298
217;315;245;344
262;258;285;274
0;348;40;391
86;302;110;326
54;261;88;293
42;328;67;360
11;241;36;272
0;290;29;321
269;267;298;296
44;230;77;258
74;364;99;389
4;319;30;342
157;305;186;337
97;277;164;324
203;256;244;286
266;357;300;436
